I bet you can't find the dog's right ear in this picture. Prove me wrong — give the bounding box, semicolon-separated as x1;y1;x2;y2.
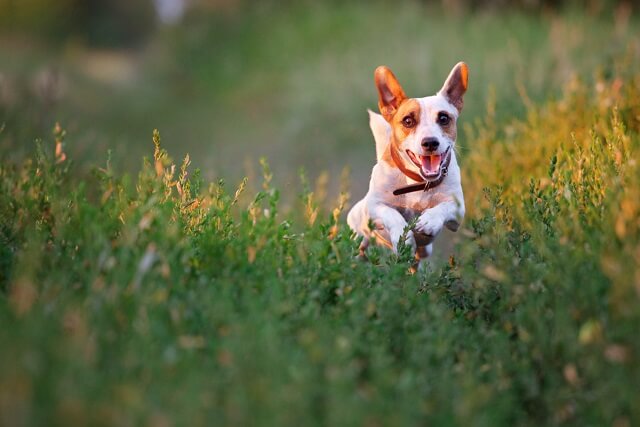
374;66;407;122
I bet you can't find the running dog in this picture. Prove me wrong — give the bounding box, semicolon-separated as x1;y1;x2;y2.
347;62;468;266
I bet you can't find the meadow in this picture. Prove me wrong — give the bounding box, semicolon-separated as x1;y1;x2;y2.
1;2;640;426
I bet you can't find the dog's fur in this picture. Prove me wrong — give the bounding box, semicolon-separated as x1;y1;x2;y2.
347;62;468;265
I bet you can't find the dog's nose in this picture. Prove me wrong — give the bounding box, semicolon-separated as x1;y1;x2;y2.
421;137;440;152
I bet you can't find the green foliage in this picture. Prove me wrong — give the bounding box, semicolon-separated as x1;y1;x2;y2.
1;65;639;426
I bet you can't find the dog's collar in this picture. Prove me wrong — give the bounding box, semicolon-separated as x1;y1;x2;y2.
390;145;452;196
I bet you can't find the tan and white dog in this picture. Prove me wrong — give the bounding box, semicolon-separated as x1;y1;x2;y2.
347;62;468;266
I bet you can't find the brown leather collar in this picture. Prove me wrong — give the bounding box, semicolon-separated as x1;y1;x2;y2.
389;143;451;196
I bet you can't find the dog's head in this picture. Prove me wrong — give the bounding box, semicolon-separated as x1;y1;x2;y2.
374;62;468;182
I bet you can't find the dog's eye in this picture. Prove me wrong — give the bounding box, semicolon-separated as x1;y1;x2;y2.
437;112;451;126
402;116;416;128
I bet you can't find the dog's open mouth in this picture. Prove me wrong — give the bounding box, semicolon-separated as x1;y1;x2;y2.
406;148;449;180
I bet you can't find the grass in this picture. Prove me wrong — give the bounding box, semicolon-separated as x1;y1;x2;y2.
2;3;640;426
1;50;640;426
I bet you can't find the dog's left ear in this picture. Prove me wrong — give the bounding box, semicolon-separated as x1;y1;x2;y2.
439;62;468;112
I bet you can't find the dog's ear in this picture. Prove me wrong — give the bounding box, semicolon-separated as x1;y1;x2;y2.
374;66;407;122
439;62;468;112
368;109;391;162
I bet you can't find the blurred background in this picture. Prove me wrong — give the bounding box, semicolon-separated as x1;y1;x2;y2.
0;0;638;201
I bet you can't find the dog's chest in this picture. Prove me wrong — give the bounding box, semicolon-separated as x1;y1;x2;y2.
392;191;439;219
373;164;455;218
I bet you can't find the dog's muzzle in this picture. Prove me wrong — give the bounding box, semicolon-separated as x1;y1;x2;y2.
406;146;451;181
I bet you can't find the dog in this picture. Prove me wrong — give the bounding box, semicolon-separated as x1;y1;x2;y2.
347;62;468;267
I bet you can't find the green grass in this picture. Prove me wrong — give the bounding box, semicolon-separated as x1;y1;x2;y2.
1;57;640;426
2;3;640;426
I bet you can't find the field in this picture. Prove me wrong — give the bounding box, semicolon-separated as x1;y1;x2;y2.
1;2;640;426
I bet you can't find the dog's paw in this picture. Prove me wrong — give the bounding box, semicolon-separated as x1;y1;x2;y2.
416;214;444;238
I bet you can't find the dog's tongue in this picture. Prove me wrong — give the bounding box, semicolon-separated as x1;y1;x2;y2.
421;154;441;175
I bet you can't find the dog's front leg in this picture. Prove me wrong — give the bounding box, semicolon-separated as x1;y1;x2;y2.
370;203;414;254
416;199;464;239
